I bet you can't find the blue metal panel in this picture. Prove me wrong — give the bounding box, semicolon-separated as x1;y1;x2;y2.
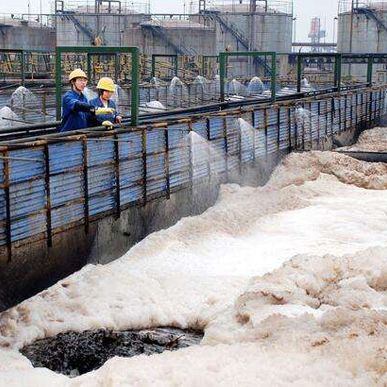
9;148;44;184
240;113;254;162
168;123;190;188
50;172;83;208
209;117;224;140
11;212;46;242
49;142;83;174
191;121;210;180
119;158;143;205
226;116;239;170
278;109;289;150
0;158;5;246
51;203;84;229
118;131;142;159
266;107;278;154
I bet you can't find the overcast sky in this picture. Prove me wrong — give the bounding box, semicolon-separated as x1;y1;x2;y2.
0;0;340;42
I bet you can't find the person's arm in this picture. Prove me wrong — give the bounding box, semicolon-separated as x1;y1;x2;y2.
111;101;122;123
64;94;95;114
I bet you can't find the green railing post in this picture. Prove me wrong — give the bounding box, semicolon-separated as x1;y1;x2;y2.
219;53;226;102
271;52;277;102
87;53;92;83
131;47;140;127
297;55;303;93
367;56;373;86
336;54;342;92
55;48;62;121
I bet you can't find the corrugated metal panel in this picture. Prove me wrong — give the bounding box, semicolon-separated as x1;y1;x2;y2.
253;110;266;158
226;116;239;171
267;107;278;154
192;120;210;180
168;123;190;188
208;117;226;174
0;158;5;245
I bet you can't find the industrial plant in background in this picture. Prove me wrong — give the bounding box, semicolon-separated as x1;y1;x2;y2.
308;17;326;53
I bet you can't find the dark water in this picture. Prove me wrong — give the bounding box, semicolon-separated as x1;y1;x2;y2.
20;327;203;377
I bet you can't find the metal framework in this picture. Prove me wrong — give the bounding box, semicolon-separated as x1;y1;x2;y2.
55;46;140;126
297;53;387;93
219;51;277;102
151;54;178;79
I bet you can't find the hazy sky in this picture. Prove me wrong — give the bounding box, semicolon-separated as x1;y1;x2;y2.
0;0;340;42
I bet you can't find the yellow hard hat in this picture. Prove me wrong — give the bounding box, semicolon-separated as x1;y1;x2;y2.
96;77;115;92
69;68;88;81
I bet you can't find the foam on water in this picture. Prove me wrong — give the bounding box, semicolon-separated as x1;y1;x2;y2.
0;106;21;128
247;76;264;95
227;79;246;96
10;86;37;108
1;129;387;385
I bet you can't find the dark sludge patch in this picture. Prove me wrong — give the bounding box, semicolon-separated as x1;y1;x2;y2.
20;327;204;377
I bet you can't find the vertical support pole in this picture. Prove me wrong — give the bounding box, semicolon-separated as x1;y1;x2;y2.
277;106;281;152
367;56;373;87
164;127;170;199
3;152;12;262
82;137;89;235
271;52;277;103
288;107;292;151
188;121;194;194
219;53;226;103
297;55;302;93
114;54;119;84
131;47;140;127
201;56;205;76
264;108;268;159
87;53;92;83
252;111;256;162
55;48;62;121
44;144;52;248
223;117;229;181
142;127;147;206
114;132;121;219
335;54;342;92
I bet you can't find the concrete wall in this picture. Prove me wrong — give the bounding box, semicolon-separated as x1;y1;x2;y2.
56;14;149;46
0;25;55;50
338;11;387;82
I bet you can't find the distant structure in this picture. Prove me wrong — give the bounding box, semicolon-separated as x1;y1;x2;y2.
338;0;387;81
308;17;326;53
0;15;55;50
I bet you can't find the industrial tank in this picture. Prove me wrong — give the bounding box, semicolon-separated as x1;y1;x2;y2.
338;0;387;81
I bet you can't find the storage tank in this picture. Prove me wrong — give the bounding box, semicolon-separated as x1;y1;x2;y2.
55;0;150;46
200;0;293;54
338;0;387;82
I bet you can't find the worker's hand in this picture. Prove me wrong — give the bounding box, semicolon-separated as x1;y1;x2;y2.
95;107;115;115
102;120;113;130
116;115;123;124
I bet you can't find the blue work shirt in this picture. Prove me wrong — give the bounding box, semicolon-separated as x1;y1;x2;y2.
89;97;119;126
60;90;92;132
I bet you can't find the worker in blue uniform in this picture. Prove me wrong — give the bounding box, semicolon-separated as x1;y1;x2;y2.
60;69;114;132
89;77;122;130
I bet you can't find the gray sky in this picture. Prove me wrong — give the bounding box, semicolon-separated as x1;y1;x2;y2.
0;0;340;42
